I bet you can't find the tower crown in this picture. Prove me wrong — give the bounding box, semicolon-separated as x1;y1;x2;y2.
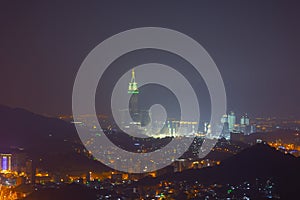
128;68;139;94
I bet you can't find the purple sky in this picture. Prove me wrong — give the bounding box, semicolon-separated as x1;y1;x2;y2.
0;1;299;119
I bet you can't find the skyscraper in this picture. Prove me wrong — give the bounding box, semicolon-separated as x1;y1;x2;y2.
128;68;139;94
204;122;209;134
220;114;230;140
240;113;250;126
221;114;228;124
228;111;236;132
221;122;230;140
128;69;140;122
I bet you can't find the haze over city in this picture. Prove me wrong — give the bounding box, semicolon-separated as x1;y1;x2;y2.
0;1;300;200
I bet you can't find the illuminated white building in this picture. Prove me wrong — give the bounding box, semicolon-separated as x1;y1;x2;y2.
240;114;250;126
228;111;236;132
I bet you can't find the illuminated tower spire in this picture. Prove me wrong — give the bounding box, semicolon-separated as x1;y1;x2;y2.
128;68;139;94
128;68;140;122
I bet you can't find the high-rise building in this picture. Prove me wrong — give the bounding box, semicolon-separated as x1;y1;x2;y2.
240;114;250;126
228;111;236;132
240;113;252;135
220;114;230;140
204;122;209;134
221;114;228;124
250;124;257;134
128;68;139;94
221;122;230;140
128;68;140;122
0;153;12;171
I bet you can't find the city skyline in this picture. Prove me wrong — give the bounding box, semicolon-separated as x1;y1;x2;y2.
0;103;299;199
0;1;300;199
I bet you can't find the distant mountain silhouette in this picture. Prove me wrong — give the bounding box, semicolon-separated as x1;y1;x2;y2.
139;143;300;199
0;104;110;173
0;105;80;150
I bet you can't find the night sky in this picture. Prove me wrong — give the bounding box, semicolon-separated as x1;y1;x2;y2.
0;1;299;119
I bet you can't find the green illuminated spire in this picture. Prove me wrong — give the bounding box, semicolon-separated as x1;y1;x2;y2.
128;68;139;94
